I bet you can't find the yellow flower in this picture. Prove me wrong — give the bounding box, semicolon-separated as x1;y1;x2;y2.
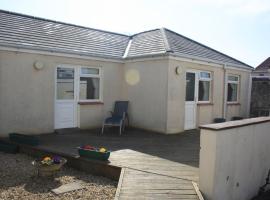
43;156;51;161
99;148;106;153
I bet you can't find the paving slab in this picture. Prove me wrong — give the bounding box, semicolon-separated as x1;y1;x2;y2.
52;181;84;194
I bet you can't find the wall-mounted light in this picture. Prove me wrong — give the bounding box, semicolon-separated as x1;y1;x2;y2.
33;61;44;70
175;66;182;75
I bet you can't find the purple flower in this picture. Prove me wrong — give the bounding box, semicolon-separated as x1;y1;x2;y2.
53;155;61;164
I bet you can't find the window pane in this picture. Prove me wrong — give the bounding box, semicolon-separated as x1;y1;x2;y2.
200;72;210;79
80;77;100;100
228;75;238;82
199;81;210;101
186;72;195;101
81;68;99;75
57;68;74;100
227;83;238;102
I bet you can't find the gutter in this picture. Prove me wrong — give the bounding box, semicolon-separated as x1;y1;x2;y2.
169;52;253;71
124;52;169;61
0;45;125;63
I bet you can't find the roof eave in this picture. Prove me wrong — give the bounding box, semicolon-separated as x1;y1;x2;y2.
0;44;125;63
169;52;253;70
124;52;169;60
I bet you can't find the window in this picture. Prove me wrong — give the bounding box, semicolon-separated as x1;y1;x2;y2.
56;68;74;100
198;72;211;102
79;67;101;101
185;72;196;101
227;75;239;102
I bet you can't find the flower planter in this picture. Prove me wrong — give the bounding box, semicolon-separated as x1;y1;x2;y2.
78;148;110;161
9;133;40;146
32;157;67;177
0;141;18;153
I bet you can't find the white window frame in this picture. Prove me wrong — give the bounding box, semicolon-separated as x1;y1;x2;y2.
227;74;239;103
78;66;103;103
198;71;212;103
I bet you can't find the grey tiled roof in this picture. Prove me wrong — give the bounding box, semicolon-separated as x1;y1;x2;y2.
0;10;252;68
255;57;270;71
126;29;166;57
0;10;130;59
164;29;251;67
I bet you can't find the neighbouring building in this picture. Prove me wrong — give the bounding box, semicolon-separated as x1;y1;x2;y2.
0;10;253;136
250;57;270;117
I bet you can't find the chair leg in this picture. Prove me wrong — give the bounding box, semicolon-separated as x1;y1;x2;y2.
101;123;105;135
119;122;122;136
126;114;130;127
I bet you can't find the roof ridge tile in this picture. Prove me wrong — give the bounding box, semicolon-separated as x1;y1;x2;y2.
160;28;173;53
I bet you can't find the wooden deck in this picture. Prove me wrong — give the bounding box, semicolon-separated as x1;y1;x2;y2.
36;128;200;199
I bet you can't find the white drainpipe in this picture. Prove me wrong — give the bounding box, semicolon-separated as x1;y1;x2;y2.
247;73;252;117
222;64;227;119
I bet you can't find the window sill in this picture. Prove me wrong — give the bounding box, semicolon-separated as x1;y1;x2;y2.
78;101;104;105
227;102;240;105
197;102;213;105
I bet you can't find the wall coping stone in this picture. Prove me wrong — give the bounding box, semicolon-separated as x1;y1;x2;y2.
200;117;270;131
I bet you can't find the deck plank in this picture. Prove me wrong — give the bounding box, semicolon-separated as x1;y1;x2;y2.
36;128;200;200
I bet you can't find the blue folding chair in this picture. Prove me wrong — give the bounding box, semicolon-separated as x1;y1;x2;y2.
101;101;129;135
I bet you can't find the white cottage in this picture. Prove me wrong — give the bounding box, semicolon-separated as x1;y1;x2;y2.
0;10;253;136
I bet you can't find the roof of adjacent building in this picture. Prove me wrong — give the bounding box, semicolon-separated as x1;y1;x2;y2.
255;57;270;71
0;9;252;69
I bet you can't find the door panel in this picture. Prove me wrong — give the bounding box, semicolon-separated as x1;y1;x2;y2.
55;67;76;129
55;103;75;129
185;72;197;130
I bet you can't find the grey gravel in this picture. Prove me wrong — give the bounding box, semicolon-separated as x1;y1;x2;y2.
0;152;117;200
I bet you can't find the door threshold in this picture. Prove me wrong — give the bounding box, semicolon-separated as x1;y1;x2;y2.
54;127;80;134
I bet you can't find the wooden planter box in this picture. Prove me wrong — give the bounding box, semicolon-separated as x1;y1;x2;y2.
78;148;110;161
9;133;40;146
0;141;18;153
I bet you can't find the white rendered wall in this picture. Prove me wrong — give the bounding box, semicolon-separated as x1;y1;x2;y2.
199;117;270;200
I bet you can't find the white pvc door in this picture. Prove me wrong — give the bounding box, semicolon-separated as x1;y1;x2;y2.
55;67;77;129
184;72;197;130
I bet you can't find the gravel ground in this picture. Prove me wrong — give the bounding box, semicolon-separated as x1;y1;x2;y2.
0;152;117;200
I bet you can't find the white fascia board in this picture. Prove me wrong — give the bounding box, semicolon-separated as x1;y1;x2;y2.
124;52;169;63
225;65;253;73
169;53;253;72
251;76;270;78
0;46;124;63
253;69;269;72
169;54;222;68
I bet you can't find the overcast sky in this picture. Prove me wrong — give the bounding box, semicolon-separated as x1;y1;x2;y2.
0;0;269;67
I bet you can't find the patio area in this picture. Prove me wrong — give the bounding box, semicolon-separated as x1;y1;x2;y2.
35;128;200;199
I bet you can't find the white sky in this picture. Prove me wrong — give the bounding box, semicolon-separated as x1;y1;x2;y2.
0;0;270;67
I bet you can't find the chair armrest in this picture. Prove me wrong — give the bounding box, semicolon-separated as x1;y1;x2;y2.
103;111;113;120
